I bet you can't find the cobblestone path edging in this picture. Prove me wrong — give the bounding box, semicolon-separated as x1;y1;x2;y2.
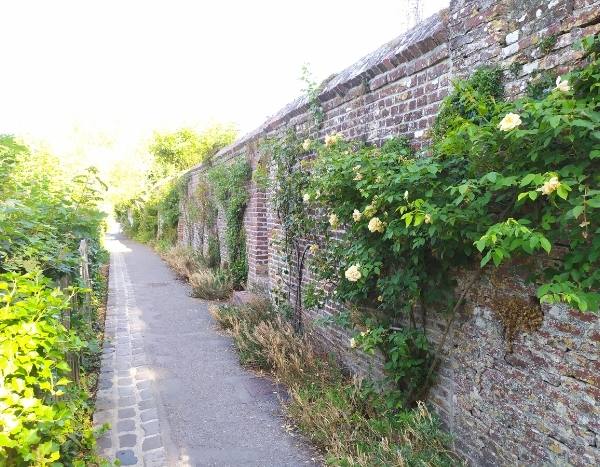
93;232;319;466
94;242;168;466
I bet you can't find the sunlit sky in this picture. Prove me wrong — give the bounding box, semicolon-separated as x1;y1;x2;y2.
1;0;448;166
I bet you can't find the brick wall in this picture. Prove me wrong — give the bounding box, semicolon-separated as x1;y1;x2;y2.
179;1;600;464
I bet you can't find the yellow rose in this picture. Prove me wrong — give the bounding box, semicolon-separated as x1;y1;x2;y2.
352;209;362;222
377;295;383;302
555;76;570;93
329;213;340;228
345;264;362;282
368;217;385;233
538;176;561;195
324;133;342;147
498;112;522;131
363;203;377;219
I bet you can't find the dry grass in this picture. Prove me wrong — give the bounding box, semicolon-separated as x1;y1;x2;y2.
189;269;232;300
162;245;197;280
210;299;459;466
163;246;232;301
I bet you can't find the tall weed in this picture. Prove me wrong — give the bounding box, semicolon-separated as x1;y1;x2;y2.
189;269;232;300
210;300;459;466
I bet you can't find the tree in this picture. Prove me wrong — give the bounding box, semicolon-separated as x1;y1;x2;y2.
149;124;237;172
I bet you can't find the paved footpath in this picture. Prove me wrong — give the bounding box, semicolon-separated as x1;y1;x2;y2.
94;232;319;466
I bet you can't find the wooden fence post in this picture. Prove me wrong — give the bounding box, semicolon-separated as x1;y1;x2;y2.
57;238;92;386
79;239;92;323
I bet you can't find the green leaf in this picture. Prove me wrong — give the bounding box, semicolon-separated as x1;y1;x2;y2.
474;238;486;252
519;173;536;187
556;185;569;200
570;205;584;219
572;119;594;129
492;250;504;266
547;115;561;128
540;237;552;253
529;236;539;249
588;196;600;208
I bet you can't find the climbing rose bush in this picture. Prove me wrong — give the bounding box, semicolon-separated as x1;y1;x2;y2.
344;264;361;282
555;76;571;92
498;112;522;131
308;37;600;318
299;35;600;403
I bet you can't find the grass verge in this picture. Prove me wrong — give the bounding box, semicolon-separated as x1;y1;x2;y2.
209;299;459;466
162;245;233;300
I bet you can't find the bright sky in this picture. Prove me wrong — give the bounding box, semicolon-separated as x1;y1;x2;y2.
0;0;448;165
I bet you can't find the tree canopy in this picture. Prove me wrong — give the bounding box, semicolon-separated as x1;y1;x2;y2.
149;124;237;172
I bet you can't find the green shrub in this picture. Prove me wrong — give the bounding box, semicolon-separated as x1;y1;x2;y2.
0;272;102;465
0;135;108;465
432;66;504;145
115;125;237;252
0;136;105;279
297;35;600;406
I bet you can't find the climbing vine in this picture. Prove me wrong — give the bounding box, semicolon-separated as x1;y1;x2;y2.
301;64;325;128
298;34;600;405
263;131;325;331
187;177;221;268
208;160;251;288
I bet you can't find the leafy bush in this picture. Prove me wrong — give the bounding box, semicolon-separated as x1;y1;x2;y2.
149;125;237;173
118;177;182;247
0;136;105;279
0;273;96;465
432;66;504;144
210;300;457;466
116;124;237;251
0;135;108;465
295;35;600;406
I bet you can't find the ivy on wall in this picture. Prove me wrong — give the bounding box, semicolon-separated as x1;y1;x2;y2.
263;131;325;331
154;34;600;410
208;160;251;288
262;34;600;407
